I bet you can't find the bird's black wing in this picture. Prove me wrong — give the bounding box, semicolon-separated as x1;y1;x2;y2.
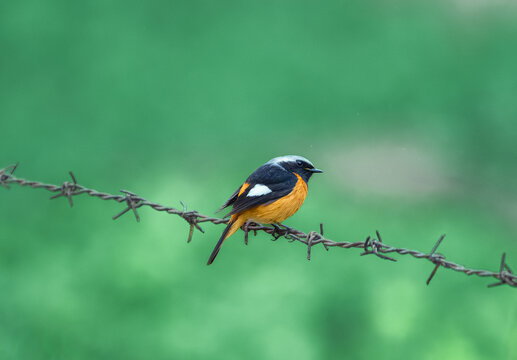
227;164;297;216
216;186;242;213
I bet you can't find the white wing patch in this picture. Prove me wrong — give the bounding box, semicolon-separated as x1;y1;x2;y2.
247;184;272;197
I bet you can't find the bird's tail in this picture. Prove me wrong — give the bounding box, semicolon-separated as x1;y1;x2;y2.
207;214;245;265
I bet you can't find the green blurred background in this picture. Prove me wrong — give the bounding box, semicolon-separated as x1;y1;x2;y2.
1;0;517;359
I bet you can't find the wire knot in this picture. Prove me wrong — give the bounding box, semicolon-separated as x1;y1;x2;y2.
498;271;515;286
0;163;19;189
50;171;79;207
179;201;204;243
425;234;446;285
361;231;397;262
428;252;445;263
488;253;516;288
112;190;144;222
242;221;260;245
306;231;323;260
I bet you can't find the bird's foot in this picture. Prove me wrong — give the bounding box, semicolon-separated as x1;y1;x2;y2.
270;224;284;241
271;223;299;242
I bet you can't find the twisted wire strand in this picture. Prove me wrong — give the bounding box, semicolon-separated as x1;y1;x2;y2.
1;164;515;288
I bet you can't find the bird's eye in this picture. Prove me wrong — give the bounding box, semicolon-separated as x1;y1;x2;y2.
296;160;303;166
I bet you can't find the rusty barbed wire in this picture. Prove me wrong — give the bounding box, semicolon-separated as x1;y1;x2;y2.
1;163;516;288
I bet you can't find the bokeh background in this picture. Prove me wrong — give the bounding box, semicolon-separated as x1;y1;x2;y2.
1;0;517;359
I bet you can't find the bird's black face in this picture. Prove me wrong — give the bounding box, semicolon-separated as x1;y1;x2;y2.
280;158;323;183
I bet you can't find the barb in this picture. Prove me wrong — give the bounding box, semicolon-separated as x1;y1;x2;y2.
1;164;516;288
112;190;144;222
50;171;79;207
0;163;18;189
361;230;397;262
180;201;203;243
487;253;516;288
426;234;446;285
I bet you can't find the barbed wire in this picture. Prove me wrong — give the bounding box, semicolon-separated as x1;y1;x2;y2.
1;163;515;288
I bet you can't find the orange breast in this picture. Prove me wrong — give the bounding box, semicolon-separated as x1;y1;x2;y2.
240;173;308;224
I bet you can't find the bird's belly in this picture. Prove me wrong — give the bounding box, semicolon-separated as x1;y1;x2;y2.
242;175;308;224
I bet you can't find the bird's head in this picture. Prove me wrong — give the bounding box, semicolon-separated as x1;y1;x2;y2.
267;155;323;183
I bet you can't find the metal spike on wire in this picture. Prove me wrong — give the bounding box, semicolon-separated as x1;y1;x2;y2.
1;163;516;288
50;171;79;207
426;234;446;285
487;253;515;288
112;190;144;222
0;163;18;189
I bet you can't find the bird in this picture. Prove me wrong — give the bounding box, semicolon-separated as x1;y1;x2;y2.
207;155;322;265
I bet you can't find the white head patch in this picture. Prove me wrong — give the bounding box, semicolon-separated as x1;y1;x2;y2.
247;184;272;197
266;155;314;168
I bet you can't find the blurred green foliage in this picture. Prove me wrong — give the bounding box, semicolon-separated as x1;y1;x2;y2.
1;1;517;359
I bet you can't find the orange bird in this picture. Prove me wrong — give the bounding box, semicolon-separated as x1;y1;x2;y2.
207;155;322;265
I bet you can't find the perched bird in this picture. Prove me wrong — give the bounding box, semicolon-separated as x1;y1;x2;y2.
207;155;322;265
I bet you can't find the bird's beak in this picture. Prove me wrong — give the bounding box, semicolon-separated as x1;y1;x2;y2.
309;168;323;173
